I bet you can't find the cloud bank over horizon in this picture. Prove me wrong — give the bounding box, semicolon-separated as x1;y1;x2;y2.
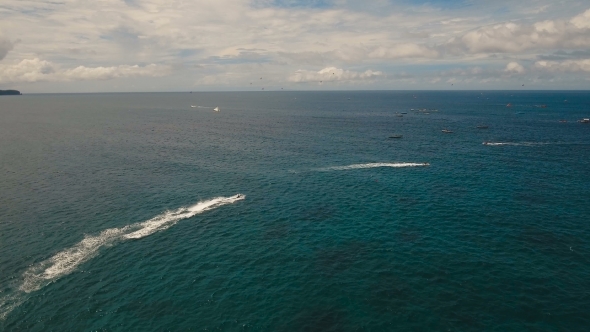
1;0;589;92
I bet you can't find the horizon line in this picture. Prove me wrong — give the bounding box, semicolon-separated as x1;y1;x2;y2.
6;89;590;95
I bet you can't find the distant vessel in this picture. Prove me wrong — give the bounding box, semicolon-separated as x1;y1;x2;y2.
214;107;220;112
190;105;197;108
389;135;403;138
476;125;488;129
579;118;589;123
506;103;512;107
442;129;454;133
401;112;407;114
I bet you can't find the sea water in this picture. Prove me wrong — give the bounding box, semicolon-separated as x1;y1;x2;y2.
0;91;589;330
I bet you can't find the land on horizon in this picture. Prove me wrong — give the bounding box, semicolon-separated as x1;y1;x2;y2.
0;90;22;95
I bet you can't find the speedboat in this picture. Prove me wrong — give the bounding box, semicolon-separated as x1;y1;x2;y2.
476;125;488;129
389;135;403;138
442;129;453;133
214;107;220;112
190;105;197;108
579;118;590;123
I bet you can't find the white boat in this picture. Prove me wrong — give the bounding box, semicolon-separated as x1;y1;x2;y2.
190;105;197;108
214;107;220;112
579;118;589;123
442;129;454;133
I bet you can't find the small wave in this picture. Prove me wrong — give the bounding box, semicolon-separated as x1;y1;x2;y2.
1;194;244;319
319;163;430;171
0;295;26;321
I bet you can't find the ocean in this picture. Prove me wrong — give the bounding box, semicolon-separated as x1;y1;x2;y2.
1;91;589;330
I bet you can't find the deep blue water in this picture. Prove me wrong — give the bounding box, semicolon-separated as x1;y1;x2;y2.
1;91;589;331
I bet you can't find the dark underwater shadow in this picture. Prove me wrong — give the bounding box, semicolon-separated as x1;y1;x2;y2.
293;307;348;332
314;241;371;277
364;271;414;313
396;227;423;243
263;221;291;240
517;226;582;255
299;204;337;223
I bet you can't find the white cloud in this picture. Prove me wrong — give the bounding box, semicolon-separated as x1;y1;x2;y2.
570;9;590;29
1;0;590;91
535;59;590;72
505;61;525;74
450;10;590;54
288;66;383;83
63;64;170;80
0;58;55;83
0;58;171;84
369;44;439;59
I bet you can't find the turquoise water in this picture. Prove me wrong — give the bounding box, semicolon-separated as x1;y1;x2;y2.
1;91;589;330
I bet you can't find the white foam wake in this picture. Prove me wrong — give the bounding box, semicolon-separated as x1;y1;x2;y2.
0;194;244;319
483;142;551;146
124;196;242;239
319;163;430;171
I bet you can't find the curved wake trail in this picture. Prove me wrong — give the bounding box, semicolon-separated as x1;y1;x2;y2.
0;194;244;320
318;162;430;171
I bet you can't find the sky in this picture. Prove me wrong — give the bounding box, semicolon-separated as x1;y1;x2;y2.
0;0;589;92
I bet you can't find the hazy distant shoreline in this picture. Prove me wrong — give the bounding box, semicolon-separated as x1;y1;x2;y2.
0;90;22;96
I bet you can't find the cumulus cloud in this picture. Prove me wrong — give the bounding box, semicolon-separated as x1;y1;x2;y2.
570;9;590;29
447;9;590;54
535;59;590;72
0;58;171;84
504;62;525;74
288;66;383;83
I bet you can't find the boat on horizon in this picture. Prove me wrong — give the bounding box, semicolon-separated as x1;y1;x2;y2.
214;107;220;112
476;125;488;129
442;129;454;134
579;118;589;123
190;105;197;108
